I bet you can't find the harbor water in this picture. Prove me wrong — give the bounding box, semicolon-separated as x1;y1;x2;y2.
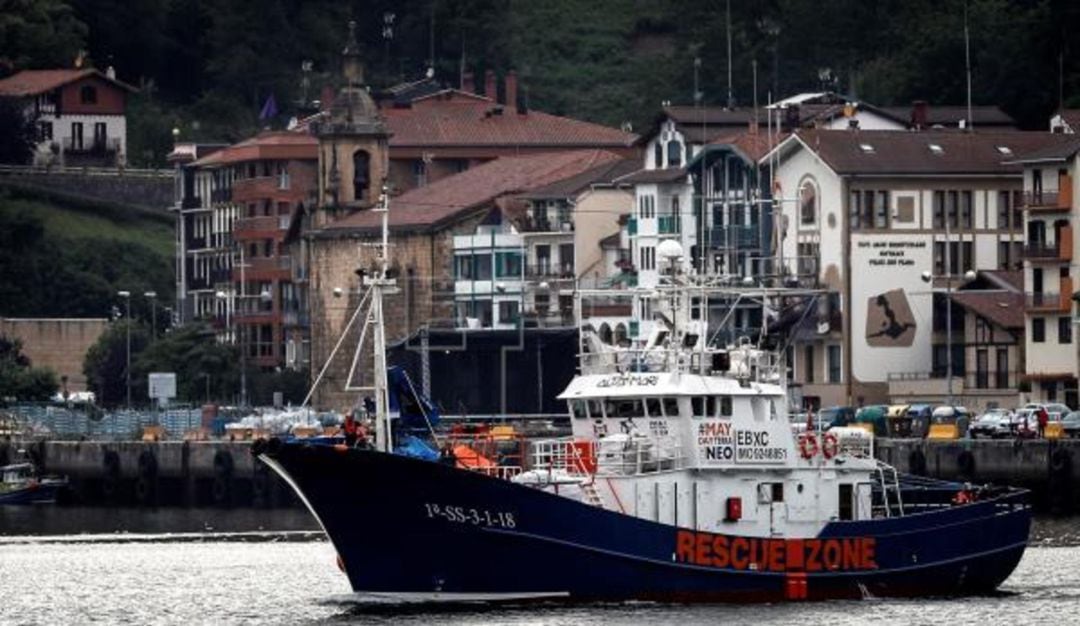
0;512;1077;625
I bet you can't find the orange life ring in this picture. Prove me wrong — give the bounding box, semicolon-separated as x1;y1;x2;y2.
821;433;839;459
798;432;819;459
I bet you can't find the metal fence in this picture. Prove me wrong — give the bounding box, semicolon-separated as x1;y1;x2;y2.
5;405;204;439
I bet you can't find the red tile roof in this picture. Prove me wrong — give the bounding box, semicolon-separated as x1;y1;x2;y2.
192;131;318;166
0;69;136;96
616;167;688;185
708;131;789;162
950;291;1024;330
785;130;1067;175
1057;109;1080;132
381;99;636;148
323;150;623;233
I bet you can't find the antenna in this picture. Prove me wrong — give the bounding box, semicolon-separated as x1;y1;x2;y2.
964;0;973;132
726;0;734;109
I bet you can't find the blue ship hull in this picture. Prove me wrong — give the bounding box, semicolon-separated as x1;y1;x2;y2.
261;441;1030;603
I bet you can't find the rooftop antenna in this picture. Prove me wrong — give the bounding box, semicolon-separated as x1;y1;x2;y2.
428;1;437;75
695;57;707;275
964;0;973;132
726;0;734;109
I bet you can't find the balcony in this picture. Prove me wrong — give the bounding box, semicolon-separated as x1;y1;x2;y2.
234;256;292;281
519;216;574;233
211;188;232;203
234;215;291;239
708;225;761;249
1025;175;1073;212
1024;227;1073;263
1026;277;1073;312
658;215;681;235
525;264;574;280
180;195;203;210
62;137;120;154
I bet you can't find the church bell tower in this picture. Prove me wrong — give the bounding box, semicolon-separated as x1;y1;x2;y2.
313;20;390;225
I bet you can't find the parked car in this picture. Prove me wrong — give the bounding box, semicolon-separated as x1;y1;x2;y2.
1062;411;1080;438
1021;403;1071;421
970;408;1013;439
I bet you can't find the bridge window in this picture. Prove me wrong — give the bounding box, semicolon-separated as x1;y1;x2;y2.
587;399;603;418
719;396;733;417
662;397;679;417
605;399;641;418
645;398;662;418
570;400;587;419
838;484;853;521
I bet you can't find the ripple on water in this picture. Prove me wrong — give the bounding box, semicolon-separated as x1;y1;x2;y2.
0;541;1078;625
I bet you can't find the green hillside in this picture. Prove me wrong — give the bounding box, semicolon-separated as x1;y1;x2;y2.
0;187;174;319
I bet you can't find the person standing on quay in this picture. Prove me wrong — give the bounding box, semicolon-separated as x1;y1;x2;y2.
1037;407;1049;439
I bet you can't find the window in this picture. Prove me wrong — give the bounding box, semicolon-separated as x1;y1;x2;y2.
498;301;519;325
849;189;862;229
719;396;733;416
666;140;682;167
998;191;1011;230
874;190;889;228
1060;316;1072;344
799;180;817;225
641;246;655;271
933;191;945;228
662;397;680;417
645;398;662;418
960;191;973;228
998;241;1010;270
413;159;427;187
571;400;587;419
495;251;522;278
352;150;370;201
996;349;1009;389
475;254;492;280
1033;317;1046;343
947;190;959;228
79;85;97;104
70;122;83;150
827;345;841;384
653;142;663;169
803;345;815;383
38;121;52;141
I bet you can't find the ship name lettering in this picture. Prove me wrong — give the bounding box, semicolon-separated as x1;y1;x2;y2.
675;530;878;572
595;374;659;389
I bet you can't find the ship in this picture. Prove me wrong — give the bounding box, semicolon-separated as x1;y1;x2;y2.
256;202;1031;604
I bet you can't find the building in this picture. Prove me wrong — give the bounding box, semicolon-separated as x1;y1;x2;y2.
767;129;1061;410
447;157;636;330
1008;136;1080;407
0;318;109;392
0;68;136;166
170;39;638;372
887;271;1025;413
308;148;625;409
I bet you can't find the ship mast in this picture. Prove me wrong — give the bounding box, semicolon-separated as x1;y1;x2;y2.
370;181;395;452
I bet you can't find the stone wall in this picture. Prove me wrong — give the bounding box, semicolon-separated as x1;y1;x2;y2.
0;318;109;391
0;166;173;212
307;211;487;410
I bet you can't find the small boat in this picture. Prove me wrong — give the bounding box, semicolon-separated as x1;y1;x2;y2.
0;458;68;505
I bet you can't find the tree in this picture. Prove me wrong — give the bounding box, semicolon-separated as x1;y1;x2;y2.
0;334;58;401
132;323;239;404
0;0;87;70
0;97;37;164
82;320;149;407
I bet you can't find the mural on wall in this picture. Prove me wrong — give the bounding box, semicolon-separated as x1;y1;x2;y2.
865;289;916;347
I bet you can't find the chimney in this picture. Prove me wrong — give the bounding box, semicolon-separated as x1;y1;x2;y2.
505;70;519;113
461;71;475;94
911;100;929;130
484;69;497;102
782;104;800;131
105;66;116;80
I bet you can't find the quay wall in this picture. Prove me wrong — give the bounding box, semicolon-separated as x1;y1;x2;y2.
875;438;1080;512
1;439;296;509
6;437;1080;512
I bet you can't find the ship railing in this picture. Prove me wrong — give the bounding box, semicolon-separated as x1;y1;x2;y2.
469;465;525;481
595;436;687;476
527;438;596;482
873;460;905;518
577;345;784;385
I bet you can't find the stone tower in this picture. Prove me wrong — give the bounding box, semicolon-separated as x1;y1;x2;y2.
313;20;390;225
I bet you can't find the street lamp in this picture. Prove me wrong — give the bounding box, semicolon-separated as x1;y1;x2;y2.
922;268;977;406
117;290;131;408
144;291;158;340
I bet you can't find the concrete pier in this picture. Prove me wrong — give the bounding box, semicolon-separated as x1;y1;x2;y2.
1;439;296;508
875;438;1079;512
